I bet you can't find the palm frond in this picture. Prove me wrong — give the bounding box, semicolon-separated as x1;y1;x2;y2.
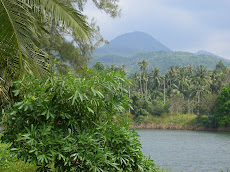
0;77;9;105
0;0;93;103
0;0;49;79
29;0;92;42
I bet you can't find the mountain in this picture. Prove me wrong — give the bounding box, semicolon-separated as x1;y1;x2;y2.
91;32;230;73
195;50;230;62
95;31;171;56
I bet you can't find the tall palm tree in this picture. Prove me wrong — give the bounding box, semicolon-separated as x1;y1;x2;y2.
150;67;161;90
0;0;92;103
210;69;223;93
138;59;149;98
192;66;211;115
165;66;179;89
143;74;149;97
187;64;194;77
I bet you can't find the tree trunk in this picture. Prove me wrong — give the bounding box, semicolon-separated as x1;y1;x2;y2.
163;78;165;104
140;72;143;98
187;99;191;114
197;90;201;115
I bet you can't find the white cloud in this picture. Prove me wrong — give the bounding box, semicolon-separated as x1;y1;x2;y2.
201;31;230;59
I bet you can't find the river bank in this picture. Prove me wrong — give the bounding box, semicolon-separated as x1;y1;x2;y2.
131;113;230;132
131;123;230;132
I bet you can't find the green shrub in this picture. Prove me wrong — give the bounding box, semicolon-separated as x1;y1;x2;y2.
1;69;156;171
215;85;230;127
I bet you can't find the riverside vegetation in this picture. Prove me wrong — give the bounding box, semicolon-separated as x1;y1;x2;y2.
93;60;230;130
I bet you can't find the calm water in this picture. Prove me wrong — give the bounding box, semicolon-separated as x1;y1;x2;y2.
136;129;230;172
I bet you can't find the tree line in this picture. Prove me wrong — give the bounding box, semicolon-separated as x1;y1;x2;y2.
93;59;230;128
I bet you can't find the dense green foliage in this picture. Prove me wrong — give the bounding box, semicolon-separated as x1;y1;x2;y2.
1;69;156;171
215;85;230;127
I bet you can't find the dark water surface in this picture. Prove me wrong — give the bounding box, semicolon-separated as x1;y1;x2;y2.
136;129;230;172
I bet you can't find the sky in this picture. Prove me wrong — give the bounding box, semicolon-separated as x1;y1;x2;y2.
83;0;230;59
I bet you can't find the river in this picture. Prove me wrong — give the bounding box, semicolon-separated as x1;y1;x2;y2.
136;129;230;172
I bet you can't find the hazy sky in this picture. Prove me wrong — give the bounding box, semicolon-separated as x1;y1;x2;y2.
83;0;230;59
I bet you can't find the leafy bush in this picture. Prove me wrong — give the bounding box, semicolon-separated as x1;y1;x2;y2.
1;69;156;171
199;94;218;116
215;85;230;127
131;95;169;119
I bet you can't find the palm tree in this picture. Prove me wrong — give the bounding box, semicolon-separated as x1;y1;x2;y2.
138;59;149;98
165;66;178;88
192;66;211;115
210;69;223;93
150;67;161;90
0;0;92;103
143;74;149;97
187;64;194;77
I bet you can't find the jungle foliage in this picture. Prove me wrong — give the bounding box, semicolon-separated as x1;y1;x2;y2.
1;69;156;171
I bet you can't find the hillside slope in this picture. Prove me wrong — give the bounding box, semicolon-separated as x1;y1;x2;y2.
92;51;230;73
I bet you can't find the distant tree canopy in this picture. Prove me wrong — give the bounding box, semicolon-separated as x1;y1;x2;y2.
93;62;105;71
215;60;227;72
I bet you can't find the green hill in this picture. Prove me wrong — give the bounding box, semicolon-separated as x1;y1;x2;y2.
92;51;230;73
91;32;230;73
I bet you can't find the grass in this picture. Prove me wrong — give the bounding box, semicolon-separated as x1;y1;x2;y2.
145;113;199;126
151;114;203;126
133;113;209;130
0;140;37;172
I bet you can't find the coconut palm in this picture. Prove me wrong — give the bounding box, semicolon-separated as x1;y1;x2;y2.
165;66;178;88
138;59;149;98
0;0;92;104
150;67;161;90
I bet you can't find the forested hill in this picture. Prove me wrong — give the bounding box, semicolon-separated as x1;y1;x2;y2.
91;32;230;73
92;51;230;73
